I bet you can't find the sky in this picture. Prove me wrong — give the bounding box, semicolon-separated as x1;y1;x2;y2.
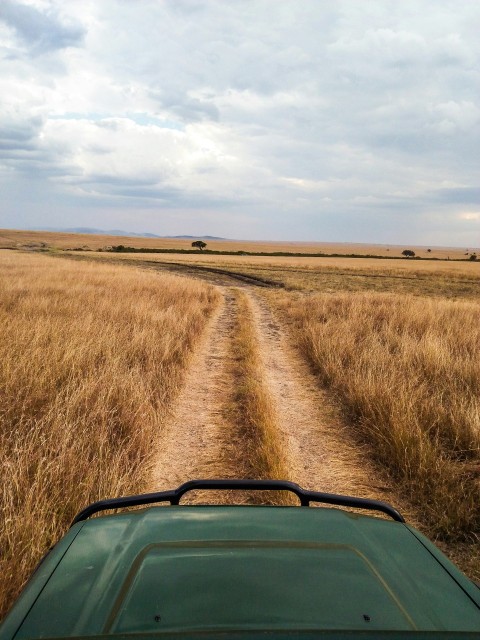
0;0;479;245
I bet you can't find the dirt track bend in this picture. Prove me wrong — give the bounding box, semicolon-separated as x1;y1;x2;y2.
149;278;409;515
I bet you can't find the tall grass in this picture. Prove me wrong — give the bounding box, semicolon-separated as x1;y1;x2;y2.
0;252;219;617
273;291;480;539
230;291;291;504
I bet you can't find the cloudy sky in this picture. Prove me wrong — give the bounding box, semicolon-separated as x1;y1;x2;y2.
0;0;479;244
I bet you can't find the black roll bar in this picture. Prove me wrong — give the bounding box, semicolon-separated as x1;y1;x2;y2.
71;478;405;525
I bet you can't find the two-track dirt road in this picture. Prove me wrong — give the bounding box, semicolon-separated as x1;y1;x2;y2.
148;273;406;514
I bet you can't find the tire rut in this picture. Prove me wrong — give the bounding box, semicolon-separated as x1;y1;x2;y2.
246;290;414;516
148;289;244;503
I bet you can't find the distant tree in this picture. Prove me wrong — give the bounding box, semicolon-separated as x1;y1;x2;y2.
402;249;415;258
469;253;477;261
192;240;207;251
427;248;431;253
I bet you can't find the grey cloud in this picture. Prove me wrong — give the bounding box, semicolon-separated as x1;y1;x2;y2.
0;116;44;170
95;119;122;131
0;115;43;143
76;175;160;188
63;167;248;209
63;183;165;202
80;183;241;210
0;126;78;179
0;0;85;54
0;140;36;151
151;92;220;124
433;187;480;204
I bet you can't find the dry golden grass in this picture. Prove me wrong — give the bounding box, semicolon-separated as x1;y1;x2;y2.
0;252;219;618
83;251;480;300
230;290;291;505
272;290;480;541
1;227;476;259
265;263;480;299
94;251;480;274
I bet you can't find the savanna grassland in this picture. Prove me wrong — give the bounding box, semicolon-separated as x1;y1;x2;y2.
55;241;479;300
0;227;475;259
0;251;219;617
75;244;480;570
1;233;479;617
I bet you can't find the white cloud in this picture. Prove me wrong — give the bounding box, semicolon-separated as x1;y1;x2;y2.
459;212;480;221
430;100;480;134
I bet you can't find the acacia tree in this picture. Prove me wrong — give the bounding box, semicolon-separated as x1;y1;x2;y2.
402;249;415;258
191;240;207;251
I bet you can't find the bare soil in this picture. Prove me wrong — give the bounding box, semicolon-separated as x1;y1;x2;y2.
148;290;241;503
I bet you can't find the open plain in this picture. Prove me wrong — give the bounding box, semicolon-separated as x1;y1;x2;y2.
1;232;479;618
0;227;476;260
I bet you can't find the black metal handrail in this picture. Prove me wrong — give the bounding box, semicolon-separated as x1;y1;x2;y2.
71;479;405;525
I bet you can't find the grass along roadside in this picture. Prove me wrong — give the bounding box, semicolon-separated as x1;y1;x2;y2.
271;291;480;550
229;290;292;505
0;252;220;618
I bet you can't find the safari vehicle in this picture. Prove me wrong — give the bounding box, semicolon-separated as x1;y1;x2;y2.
1;480;479;639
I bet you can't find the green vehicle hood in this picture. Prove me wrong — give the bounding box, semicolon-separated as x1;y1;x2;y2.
2;506;479;638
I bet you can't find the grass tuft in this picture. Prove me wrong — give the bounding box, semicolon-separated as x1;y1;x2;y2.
230;290;292;505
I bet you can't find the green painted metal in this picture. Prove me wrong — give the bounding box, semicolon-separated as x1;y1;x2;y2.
1;506;479;639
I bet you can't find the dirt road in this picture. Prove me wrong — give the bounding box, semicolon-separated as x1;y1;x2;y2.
149;276;406;514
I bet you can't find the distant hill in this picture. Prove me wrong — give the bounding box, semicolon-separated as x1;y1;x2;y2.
35;227;226;240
